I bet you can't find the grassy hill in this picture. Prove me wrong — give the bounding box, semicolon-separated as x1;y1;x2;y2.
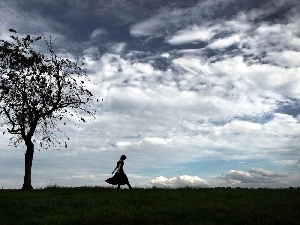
0;186;299;225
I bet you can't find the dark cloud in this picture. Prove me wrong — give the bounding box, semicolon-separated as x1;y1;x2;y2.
219;168;288;185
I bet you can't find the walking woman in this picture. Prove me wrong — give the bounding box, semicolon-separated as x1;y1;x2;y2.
105;155;132;189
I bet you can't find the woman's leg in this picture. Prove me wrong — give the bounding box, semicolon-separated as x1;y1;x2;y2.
127;182;132;189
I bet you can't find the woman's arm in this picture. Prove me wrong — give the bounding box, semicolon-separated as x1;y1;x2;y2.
112;167;117;174
112;162;121;174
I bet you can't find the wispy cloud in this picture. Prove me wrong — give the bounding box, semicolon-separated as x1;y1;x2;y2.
167;25;216;45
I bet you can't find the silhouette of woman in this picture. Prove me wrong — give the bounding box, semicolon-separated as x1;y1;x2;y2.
105;155;132;189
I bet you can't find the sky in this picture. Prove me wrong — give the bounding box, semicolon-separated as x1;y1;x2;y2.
0;0;300;189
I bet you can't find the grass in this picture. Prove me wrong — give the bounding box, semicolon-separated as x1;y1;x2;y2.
0;186;299;225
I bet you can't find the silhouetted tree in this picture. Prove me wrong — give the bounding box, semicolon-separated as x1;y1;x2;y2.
0;30;95;190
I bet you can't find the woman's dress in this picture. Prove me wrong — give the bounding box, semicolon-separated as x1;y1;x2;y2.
105;160;129;185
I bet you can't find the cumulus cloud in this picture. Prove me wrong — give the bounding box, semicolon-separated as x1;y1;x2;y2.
151;175;209;188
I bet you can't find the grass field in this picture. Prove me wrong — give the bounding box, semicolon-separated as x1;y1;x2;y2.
0;186;299;225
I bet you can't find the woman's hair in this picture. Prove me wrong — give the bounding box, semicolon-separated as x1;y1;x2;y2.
120;155;127;160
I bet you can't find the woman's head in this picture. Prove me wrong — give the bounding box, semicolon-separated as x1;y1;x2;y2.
120;155;127;161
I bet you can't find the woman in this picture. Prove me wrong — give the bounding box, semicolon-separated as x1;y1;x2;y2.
105;155;132;189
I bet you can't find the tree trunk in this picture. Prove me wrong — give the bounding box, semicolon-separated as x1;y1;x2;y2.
22;140;34;190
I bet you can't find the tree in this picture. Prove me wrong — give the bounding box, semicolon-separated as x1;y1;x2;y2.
0;30;96;190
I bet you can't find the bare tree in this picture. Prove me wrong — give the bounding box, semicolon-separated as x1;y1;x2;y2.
0;30;96;190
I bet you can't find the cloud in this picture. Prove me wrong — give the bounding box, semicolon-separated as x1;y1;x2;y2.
82;49;300;161
111;43;127;53
89;28;107;39
242;20;300;58
273;160;299;166
130;18;164;38
0;1;66;38
143;137;170;145
167;25;216;45
208;34;241;49
151;175;209;188
265;50;300;67
149;169;300;189
161;53;170;58
130;0;242;39
172;56;213;76
210;56;300;99
218;168;300;187
129;0;299;44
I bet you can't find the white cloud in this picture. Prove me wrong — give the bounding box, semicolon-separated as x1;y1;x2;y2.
208;34;241;49
82;50;300;163
178;113;300;161
167;25;215;45
211;56;300;99
255;24;282;36
115;141;133;147
161;53;170;58
151;175;209;188
170;55;285;118
244;21;300;57
143;137;169;145
265;50;300;67
72;173;97;180
127;62;154;75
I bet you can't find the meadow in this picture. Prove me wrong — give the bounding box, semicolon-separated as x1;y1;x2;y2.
0;186;299;225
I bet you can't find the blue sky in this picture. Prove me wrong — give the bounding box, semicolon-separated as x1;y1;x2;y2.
0;0;300;188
